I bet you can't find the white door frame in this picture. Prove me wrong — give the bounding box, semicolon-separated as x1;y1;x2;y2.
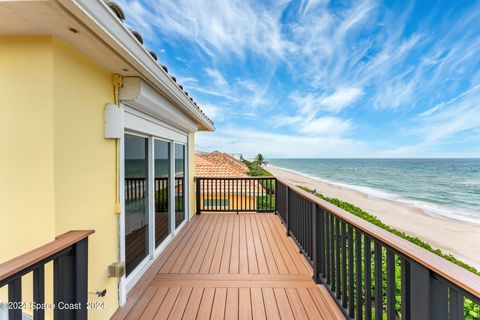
119;105;191;305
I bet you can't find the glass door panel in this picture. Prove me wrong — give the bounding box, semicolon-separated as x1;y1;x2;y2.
124;134;149;276
154;140;170;248
175;144;186;228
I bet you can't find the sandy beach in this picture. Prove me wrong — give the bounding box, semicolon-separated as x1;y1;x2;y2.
267;165;480;270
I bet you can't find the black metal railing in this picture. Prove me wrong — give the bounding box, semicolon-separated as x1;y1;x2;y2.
195;177;276;213
0;230;94;320
125;177;184;212
275;177;480;320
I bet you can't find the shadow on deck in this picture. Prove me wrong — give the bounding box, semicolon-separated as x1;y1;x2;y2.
112;213;345;319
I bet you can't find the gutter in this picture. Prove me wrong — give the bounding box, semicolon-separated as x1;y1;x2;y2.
56;0;215;132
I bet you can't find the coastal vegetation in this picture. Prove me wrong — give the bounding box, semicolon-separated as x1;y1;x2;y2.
299;186;480;318
241;156;272;176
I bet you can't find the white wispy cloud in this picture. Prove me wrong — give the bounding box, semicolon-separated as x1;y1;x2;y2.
118;0;480;157
118;0;292;59
196;127;366;158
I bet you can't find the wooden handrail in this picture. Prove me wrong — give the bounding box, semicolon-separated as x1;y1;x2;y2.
276;175;480;299
0;230;94;282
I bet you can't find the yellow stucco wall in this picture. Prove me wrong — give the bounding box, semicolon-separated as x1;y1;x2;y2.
200;194;257;211
51;38;118;320
0;36;56;262
0;36;57;314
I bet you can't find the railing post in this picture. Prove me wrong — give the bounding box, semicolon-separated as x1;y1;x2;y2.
54;238;89;320
408;260;449;320
311;203;319;283
8;278;22;320
196;178;201;215
285;186;290;236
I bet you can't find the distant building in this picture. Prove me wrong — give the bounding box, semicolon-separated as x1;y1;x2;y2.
195;151;260;211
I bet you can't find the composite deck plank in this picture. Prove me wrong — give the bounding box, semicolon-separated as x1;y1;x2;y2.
182;214;219;273
209;213;229;274
264;215;300;274
238;288;253;320
268;215;310;275
113;214;344;320
249;214;269;274
198;214;224;273
315;285;346;320
160;215;210;273
254;214;279;274
112;218;200;320
273;288;295;320
285;288;310;320
196;287;215;320
251;288;267;320
258;215;289;274
181;287;203;320
125;287;157;320
239;215;250;274
152;287;181;320
224;287;239;320
262;288;281;320
229;214;241;274
167;287;192;320
296;288;324;320
211;288;227;319
245;215;259;274
138;287;169;320
219;215;234;274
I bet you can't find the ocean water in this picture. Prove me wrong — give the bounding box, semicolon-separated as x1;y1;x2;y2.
268;159;480;224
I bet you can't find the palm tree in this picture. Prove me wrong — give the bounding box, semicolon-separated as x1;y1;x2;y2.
254;153;268;167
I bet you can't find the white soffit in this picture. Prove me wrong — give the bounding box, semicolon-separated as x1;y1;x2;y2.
120;77;198;134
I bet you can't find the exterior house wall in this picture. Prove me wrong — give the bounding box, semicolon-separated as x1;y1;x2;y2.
200;193;257;211
0;36;57;315
0;36;200;319
51;38;118;319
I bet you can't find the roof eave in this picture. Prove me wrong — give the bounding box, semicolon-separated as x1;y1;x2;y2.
57;0;215;132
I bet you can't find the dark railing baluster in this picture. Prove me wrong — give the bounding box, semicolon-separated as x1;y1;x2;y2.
341;221;348;309
386;250;395;320
356;230;363;320
348;225;354;318
330;214;336;292
335;217;341;299
326;213;331;285
375;241;383;320
401;258;410;320
33;265;45;320
365;236;372;320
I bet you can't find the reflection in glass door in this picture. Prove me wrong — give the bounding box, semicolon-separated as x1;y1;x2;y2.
154;140;170;248
175;144;186;228
124;134;149;276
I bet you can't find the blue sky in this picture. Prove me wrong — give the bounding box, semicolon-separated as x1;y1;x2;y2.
118;0;480;158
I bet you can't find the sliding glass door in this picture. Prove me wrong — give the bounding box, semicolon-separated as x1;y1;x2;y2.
124;134;149;276
124;134;188;278
154;139;170;248
175;143;186;228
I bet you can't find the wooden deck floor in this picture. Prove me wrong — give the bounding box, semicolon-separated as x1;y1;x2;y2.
112;214;344;320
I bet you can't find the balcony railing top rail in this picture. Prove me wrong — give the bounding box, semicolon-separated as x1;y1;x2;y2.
276;176;480;299
0;230;94;320
275;176;480;319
